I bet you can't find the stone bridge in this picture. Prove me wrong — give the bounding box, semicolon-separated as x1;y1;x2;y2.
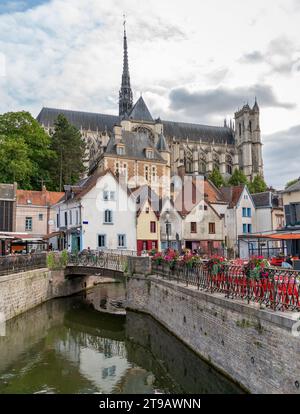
65;252;151;279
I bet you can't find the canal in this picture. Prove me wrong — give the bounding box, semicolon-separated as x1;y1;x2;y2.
0;282;243;394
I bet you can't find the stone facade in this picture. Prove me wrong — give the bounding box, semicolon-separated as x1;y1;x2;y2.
126;275;300;394
37;26;264;185
0;268;108;322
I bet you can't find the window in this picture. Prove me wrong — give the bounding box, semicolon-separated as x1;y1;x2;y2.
104;210;113;224
103;191;115;201
25;217;32;231
209;222;216;234
191;222;197;233
116;145;125;156
146;149;154;159
145;207;150;214
166;223;172;235
64;212;68;226
150;221;156;233
249;121;252;133
151;166;157;181
118;234;126;248
239;123;242;137
76;210;79;225
243;224;252;234
144;166;149;181
56;214;60;228
69;210;72;225
38;213;43;221
242;207;251;217
98;234;106;248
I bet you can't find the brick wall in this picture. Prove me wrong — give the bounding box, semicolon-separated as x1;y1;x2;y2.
126;275;300;394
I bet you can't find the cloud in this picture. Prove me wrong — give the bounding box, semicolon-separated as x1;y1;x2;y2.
240;51;264;64
240;36;300;75
0;1;48;14
263;124;300;188
168;84;296;122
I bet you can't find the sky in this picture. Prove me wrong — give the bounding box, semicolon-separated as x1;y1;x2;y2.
0;0;299;189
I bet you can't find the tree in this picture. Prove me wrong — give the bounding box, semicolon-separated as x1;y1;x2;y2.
0;136;32;186
227;169;249;186
0;111;54;189
208;168;225;188
249;175;268;194
285;178;299;190
49;115;86;191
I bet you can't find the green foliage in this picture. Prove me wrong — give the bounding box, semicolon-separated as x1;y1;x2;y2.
285;178;299;190
249;175;268;194
227;169;249;186
47;251;68;270
208;168;225;188
48;114;86;191
0;111;54;189
0;136;32;185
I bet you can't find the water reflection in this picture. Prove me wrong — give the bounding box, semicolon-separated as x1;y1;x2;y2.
0;283;243;394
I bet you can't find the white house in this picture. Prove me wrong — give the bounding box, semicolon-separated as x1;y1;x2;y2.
55;170;136;252
160;197;183;251
220;185;256;259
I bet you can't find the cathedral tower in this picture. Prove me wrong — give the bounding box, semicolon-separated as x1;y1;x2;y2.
119;18;133;117
235;99;263;180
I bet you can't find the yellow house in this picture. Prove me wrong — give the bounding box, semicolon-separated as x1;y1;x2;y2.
133;187;161;254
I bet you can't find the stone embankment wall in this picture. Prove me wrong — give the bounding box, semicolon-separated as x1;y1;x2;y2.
126;274;300;394
0;269;105;322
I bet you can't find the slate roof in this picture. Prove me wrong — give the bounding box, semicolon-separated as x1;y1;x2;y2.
252;192;272;208
128;96;153;122
220;186;245;208
162;120;235;144
156;133;169;152
37;106;235;145
37;107;119;132
105;131;165;162
282;179;300;193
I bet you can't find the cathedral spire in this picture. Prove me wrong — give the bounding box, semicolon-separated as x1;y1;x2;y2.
119;15;133;117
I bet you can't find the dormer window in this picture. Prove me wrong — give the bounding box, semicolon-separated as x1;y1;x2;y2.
116;144;125;156
145;148;154;159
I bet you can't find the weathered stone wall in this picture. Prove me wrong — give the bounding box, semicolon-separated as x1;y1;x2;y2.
126;275;300;394
0;269;109;322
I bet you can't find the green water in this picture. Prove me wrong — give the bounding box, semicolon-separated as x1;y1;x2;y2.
0;283;243;394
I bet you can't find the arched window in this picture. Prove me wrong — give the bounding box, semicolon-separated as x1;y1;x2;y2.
226;155;233;175
199;153;206;173
133;126;155;143
213;153;220;171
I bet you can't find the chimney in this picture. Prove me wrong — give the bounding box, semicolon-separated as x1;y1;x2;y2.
113;125;122;142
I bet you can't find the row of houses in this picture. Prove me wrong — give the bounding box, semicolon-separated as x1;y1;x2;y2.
48;170;285;258
2;173;298;259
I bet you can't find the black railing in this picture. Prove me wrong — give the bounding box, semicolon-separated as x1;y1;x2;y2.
0;253;47;276
151;261;300;312
67;251;128;273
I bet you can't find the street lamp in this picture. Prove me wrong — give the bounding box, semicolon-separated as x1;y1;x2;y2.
165;210;170;250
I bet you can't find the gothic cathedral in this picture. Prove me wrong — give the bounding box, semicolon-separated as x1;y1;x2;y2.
37;22;264;185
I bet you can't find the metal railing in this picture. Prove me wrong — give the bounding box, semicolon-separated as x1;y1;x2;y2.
67;251;128;273
0;253;47;276
151;261;300;312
